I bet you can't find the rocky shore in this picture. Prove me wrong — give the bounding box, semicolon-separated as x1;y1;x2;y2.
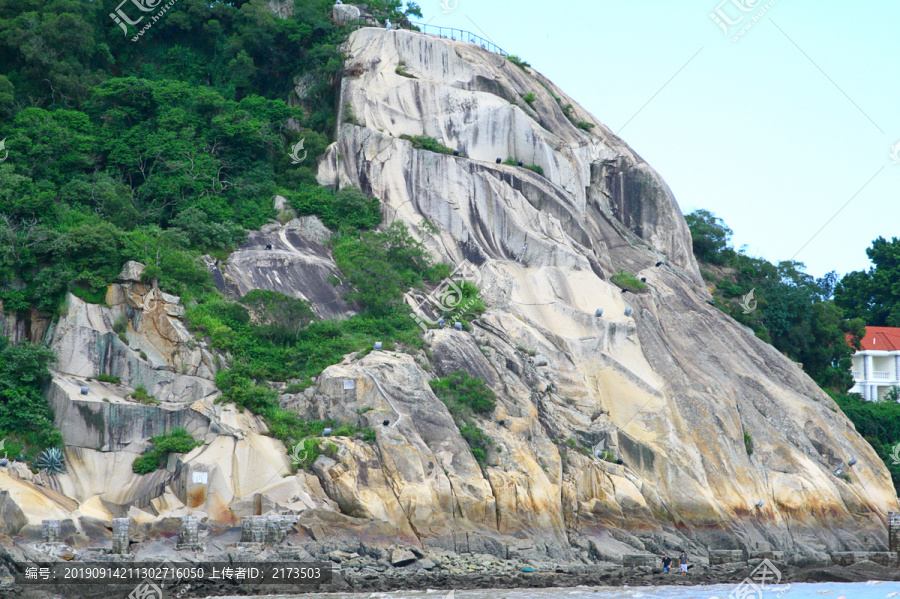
6;548;900;599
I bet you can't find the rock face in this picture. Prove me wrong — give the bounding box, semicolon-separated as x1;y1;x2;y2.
332;3;361;25
311;27;897;558
2;26;897;568
208;217;354;320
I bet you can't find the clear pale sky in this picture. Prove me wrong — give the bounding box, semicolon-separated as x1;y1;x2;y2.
418;0;899;279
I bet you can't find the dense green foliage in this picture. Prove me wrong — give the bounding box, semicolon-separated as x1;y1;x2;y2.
0;0;351;313
0;0;427;463
835;237;900;327
430;371;496;464
685;209;733;264
686;209;865;393
288;184;382;231
282;421;372;471
333;222;448;315
132;428;202;474
239;289;317;343
610;270;647;293
834;394;900;491
0;336;60;460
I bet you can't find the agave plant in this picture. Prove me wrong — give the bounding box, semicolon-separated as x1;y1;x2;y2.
34;447;66;475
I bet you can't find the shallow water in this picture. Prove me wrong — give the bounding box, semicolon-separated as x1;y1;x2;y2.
214;581;900;599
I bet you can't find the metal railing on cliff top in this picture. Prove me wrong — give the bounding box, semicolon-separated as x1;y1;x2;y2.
355;16;510;57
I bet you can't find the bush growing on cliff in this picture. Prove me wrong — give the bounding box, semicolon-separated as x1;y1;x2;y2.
288;184;382;232
132;429;202;475
0;336;61;461
400;135;456;156
507;55;531;70
502;158;545;177
333;222;446;315
430;371;497;417
610;270;647;293
459;421;492;464
430;371;496;464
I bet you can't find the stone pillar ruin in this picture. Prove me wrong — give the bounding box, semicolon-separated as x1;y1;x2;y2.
112;518;131;554
240;516;267;544
176;516;203;551
41;520;60;544
266;515;293;545
890;512;900;553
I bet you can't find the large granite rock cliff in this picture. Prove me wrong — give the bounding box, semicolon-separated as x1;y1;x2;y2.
0;26;895;568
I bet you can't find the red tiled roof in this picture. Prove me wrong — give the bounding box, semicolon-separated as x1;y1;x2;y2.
847;327;900;352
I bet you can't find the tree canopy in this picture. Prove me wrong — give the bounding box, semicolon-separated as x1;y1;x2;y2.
835;236;900;327
685;209;865;393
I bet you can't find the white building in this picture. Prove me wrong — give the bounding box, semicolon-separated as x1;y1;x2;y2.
850;327;900;401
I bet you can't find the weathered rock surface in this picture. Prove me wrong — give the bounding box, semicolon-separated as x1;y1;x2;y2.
311;26;897;556
208;217;353;320
2;25;897;572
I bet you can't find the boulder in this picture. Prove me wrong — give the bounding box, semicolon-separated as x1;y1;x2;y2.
391;548;417;567
332;3;361;25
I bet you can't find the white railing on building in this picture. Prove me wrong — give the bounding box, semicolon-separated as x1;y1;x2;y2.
853;370;863;380
873;371;892;380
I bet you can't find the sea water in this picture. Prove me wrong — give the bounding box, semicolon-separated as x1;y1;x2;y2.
224;582;900;599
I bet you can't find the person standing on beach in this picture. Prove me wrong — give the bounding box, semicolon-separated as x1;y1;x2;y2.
679;551;688;575
662;553;672;573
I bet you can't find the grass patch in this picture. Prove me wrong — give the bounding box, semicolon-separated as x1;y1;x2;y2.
503;158;544;177
96;373;121;384
610;270;648;293
597;450;617;463
507;55;531;70
400;135;456;156
395;63;416;78
566;437;591;456
129;385;159;405
576;120;595;131
744;431;754;456
522;92;536;105
132;429;203;474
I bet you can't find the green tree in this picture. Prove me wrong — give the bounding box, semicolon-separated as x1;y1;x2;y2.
0;336;60;459
239;289;317;342
332;222;438;315
685;209;734;264
835;237;900;326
